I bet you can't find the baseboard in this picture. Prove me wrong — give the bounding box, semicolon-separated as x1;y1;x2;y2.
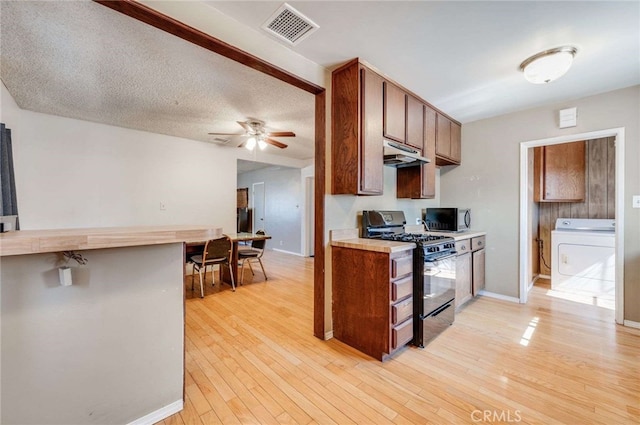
273;248;304;257
477;290;520;304
623;320;640;329
538;274;551;279
127;400;183;425
324;330;334;340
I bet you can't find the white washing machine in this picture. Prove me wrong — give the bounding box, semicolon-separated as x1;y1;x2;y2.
551;218;615;299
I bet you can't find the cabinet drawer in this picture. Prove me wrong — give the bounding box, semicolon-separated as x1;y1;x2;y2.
455;239;471;255
391;276;413;302
391;318;413;350
472;236;485;251
391;255;413;279
392;298;413;325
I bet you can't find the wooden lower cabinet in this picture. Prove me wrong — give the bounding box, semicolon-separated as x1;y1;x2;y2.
455;252;472;309
455;235;486;309
332;246;413;361
472;248;486;294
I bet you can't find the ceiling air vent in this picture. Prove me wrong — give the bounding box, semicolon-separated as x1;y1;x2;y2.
261;3;319;46
211;137;231;145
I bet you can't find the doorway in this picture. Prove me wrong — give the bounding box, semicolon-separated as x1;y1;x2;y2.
519;127;625;324
252;182;265;232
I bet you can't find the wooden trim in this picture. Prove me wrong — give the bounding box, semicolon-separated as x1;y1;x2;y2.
94;0;323;95
93;0;327;337
314;91;326;339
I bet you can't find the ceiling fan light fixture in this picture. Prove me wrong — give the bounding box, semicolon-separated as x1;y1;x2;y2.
257;138;267;150
519;46;577;84
245;136;257;150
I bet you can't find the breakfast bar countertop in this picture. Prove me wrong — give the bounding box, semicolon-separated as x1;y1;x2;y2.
0;225;223;256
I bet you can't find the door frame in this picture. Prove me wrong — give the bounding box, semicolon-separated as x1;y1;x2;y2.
518;127;625;324
96;0;328;338
252;182;265;232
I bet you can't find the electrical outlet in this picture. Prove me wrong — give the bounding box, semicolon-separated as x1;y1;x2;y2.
279;240;283;246
633;195;640;209
159;201;166;211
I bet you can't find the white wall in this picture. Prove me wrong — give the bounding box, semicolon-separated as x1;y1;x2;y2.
440;85;640;322
237;165;304;255
1;84;236;231
1;244;185;425
2;84;309;232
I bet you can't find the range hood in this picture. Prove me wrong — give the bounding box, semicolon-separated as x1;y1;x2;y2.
383;140;430;168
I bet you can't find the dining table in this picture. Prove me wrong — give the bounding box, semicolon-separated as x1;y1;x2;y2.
185;232;272;287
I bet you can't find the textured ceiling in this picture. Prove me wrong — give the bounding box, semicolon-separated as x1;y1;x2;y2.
0;0;316;160
3;1;638;162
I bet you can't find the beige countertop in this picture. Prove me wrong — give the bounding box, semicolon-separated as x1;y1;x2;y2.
0;225;223;256
426;230;486;241
331;237;416;253
330;228;415;253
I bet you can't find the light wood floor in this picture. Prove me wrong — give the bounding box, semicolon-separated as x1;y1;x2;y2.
160;251;639;424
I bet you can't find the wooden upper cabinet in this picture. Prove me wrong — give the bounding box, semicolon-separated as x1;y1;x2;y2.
383;82;406;143
450;122;461;163
435;114;451;158
396;105;436;199
406;95;424;150
435;114;461;166
331;59;384;195
534;141;586;202
422;107;437;198
360;67;385;194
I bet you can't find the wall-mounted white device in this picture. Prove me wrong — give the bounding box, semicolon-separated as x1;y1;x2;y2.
559;107;577;128
58;267;73;286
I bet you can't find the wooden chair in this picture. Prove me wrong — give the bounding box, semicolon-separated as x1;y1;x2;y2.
188;236;235;297
238;230;268;285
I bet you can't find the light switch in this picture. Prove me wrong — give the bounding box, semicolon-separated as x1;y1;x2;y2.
633;195;640;209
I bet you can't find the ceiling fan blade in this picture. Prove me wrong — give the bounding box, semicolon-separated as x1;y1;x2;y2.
207;132;244;136
264;137;288;149
266;131;295;137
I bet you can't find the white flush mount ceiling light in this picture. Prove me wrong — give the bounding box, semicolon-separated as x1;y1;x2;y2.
519;46;578;84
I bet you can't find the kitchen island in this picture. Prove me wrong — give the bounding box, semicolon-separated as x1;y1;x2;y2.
0;225;222;425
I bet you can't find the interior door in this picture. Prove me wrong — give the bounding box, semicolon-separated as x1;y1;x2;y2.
252;182;265;232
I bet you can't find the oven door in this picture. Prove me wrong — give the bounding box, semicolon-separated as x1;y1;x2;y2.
421;253;456;315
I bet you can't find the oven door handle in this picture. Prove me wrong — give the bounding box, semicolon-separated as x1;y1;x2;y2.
431;302;453;317
425;252;457;263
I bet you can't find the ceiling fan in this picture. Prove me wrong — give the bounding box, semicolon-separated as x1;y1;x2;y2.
208;119;295;150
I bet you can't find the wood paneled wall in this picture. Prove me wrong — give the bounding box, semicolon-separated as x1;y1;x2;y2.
536;137;615;275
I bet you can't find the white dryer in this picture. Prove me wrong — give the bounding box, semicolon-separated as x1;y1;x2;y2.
551;218;615;298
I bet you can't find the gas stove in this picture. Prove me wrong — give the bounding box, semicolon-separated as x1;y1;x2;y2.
362;210;454;248
361;210;458;348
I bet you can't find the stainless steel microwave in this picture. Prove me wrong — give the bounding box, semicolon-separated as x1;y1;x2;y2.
425;208;471;232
